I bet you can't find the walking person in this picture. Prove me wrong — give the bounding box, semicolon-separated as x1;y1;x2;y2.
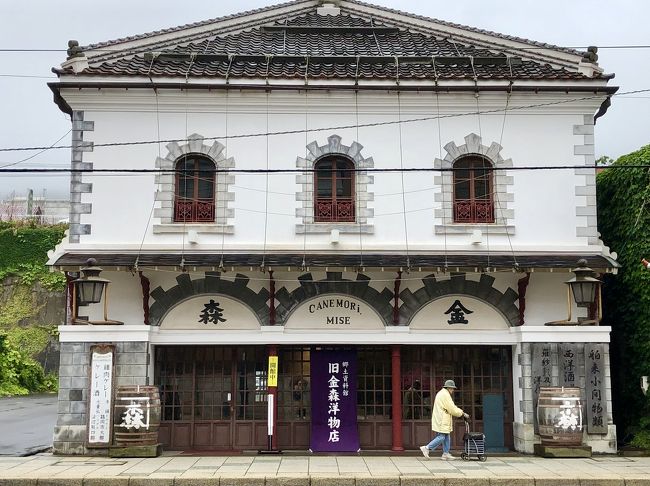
420;379;469;460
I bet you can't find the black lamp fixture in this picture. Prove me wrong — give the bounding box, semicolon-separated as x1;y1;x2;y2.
72;258;123;325
546;259;602;326
566;259;601;309
74;258;110;305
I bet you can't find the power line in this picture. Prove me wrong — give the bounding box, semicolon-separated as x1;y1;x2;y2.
0;129;72;169
2;45;650;53
0;165;643;175
0;88;643;154
0;74;57;79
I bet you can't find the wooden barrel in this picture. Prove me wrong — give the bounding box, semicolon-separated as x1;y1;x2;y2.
537;387;583;446
113;385;161;446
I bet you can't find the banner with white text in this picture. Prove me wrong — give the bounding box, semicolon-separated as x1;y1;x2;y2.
310;349;359;452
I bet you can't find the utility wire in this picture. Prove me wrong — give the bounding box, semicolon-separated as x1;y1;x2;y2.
2;45;650;53
0;165;642;174
0;129;71;169
0;88;645;154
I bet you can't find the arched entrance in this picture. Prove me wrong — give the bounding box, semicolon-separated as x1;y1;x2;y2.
155;294;267;451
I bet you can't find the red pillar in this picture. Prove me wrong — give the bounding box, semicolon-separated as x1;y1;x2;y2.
391;344;404;452
268;344;279;450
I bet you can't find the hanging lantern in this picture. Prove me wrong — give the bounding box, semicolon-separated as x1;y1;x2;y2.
70;258;122;325
565;259;601;307
546;259;602;326
73;258;110;305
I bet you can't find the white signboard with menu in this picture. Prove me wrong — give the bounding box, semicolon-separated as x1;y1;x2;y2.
87;345;114;446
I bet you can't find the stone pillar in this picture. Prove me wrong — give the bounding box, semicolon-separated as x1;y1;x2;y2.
513;342;534;453
53;341;150;455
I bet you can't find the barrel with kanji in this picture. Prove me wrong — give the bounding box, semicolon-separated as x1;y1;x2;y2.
113;385;161;446
537;387;583;446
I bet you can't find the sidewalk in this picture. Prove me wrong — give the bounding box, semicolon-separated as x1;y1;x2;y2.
0;453;649;485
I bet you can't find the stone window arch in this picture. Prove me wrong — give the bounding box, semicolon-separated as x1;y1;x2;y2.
434;133;514;235
296;134;374;234
153;133;235;234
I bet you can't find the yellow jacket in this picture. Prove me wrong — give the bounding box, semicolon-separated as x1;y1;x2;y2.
431;387;464;433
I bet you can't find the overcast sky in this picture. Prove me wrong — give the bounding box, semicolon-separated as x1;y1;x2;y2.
0;0;648;200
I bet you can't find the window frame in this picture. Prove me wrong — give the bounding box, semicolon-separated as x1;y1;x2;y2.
452;156;495;224
173;154;216;223
313;156;356;223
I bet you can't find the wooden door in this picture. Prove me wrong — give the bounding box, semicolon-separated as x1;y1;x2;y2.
156;345;267;451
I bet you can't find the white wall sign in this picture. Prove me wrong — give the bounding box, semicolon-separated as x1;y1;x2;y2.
409;296;510;330
160;295;261;330
87;345;114;446
285;295;384;330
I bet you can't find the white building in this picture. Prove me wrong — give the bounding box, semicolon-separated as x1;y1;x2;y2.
0;192;69;223
48;0;618;455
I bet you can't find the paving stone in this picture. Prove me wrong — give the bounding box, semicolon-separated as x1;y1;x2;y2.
488;479;531;486
173;479;220;486
311;478;356;486
128;478;174;486
0;479;38;486
445;478;490;486
177;471;216;478
535;478;580;486
265;477;311;486
36;479;84;486
623;480;650;486
82;478;130;486
193;458;227;468
219;477;265;486
400;477;445;486
579;480;624;486
355;477;399;486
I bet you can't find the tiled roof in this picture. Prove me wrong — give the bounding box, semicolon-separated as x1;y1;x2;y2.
65;7;601;82
347;0;585;56
83;0;585;57
83;0;307;50
52;252;620;270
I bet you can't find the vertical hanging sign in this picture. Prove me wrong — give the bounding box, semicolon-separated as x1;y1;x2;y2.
310;349;360;452
87;345;114;447
585;344;608;434
531;343;553;433
559;343;580;388
268;356;278;387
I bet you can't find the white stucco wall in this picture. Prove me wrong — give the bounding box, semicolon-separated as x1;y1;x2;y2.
59;88;605;253
84;268;598;335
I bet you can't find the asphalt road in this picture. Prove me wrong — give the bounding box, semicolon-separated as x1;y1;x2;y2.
0;394;57;456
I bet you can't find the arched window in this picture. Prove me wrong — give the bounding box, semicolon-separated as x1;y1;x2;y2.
314;156;355;222
453;156;494;223
174;155;216;223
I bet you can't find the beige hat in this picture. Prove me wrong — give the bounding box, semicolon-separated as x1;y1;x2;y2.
443;379;457;389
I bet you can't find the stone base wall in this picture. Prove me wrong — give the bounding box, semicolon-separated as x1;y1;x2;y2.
513;422;535;454
514;422;617;454
53;341;150;455
514;341;617;455
586;425;617;453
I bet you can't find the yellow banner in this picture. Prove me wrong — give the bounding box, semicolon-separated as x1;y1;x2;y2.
268;356;278;387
